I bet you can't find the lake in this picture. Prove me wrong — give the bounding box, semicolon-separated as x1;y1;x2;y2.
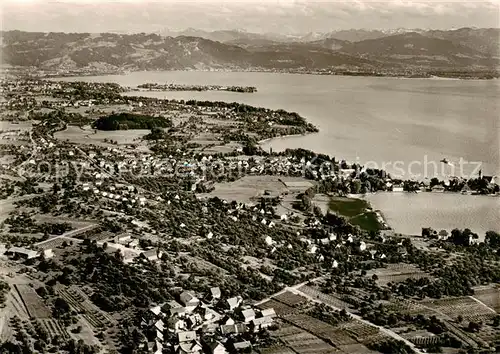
364;192;499;237
56;71;500;234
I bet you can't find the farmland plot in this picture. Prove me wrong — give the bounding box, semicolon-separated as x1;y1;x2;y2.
339;319;380;342
297;285;350;309
274;322;337;354
386;299;437;317
256;299;297;317
56;285;113;329
273;291;308;307
284;313;358;347
259;345;296;354
472;287;500;312
38;318;70;341
423;297;496;322
366;264;430;285
14;284;51;318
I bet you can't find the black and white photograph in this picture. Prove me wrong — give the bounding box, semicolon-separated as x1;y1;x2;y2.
0;0;499;353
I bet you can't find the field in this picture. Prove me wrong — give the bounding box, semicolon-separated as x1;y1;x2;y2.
12;284;70;341
272;321;337;354
257;299;297;317
366;263;430;286
199;175;289;203
422;296;497;322
472;286;500;312
54;125;150;146
38;318;70;341
273;291;308;307
56;285;114;329
285;313;358;347
328;197;383;232
297;285;351;309
14;284;51;318
339;320;381;343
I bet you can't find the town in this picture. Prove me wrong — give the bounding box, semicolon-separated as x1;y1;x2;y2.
0;72;499;354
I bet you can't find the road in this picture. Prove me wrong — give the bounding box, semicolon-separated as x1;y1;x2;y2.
34;224;98;248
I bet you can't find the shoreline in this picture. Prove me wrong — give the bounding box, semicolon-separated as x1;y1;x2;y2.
39;68;500;81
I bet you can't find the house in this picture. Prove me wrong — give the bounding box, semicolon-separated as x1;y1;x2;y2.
260;308;276;318
41;249;54;259
179;291;200;310
233;341;252;351
148;340;163;354
226;296;242;311
204;339;227;354
175;341;203;354
357;241;367;252
251;316;273;331
461;184;472;194
392;184;404;192
5;247;39;259
201;323;218;334
142;249;163;262
156;330;163;341
167;317;187;332
149;305;162;317
186;314;203;328
332;260;339;268
209;287;221;301
197;305;220;322
163;300;187;317
438;230;449;240
178;331;197;343
220;315;235;326
431;185;445;193
308;245;317;254
241;309;256;323
154;319;164;333
219;323;247;335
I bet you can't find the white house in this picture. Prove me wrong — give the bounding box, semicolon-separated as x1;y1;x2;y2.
241;309;256;323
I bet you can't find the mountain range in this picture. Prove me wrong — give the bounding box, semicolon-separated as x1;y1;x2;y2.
1;28;499;74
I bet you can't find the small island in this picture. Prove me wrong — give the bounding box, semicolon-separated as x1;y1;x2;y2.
136;82;258;93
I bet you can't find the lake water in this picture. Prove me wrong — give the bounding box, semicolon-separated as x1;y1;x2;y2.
56;71;500;234
364;192;499;237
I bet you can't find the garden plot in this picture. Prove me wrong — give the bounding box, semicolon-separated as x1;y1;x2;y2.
337;343;378;354
56;285;113;329
257;299;297;317
273;321;337;354
259;345;296;354
38;318;70;341
366;263;430;285
14;284;51;318
385;299;437;317
284;313;358;347
273;291;308;307
298;285;351;309
472;286;500;312
422;296;496;322
339;319;380;342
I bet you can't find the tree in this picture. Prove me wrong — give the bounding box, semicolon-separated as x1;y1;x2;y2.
53;297;70;318
467;321;481;332
485;231;500;249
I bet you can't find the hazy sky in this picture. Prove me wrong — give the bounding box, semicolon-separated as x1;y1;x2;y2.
1;0;499;34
